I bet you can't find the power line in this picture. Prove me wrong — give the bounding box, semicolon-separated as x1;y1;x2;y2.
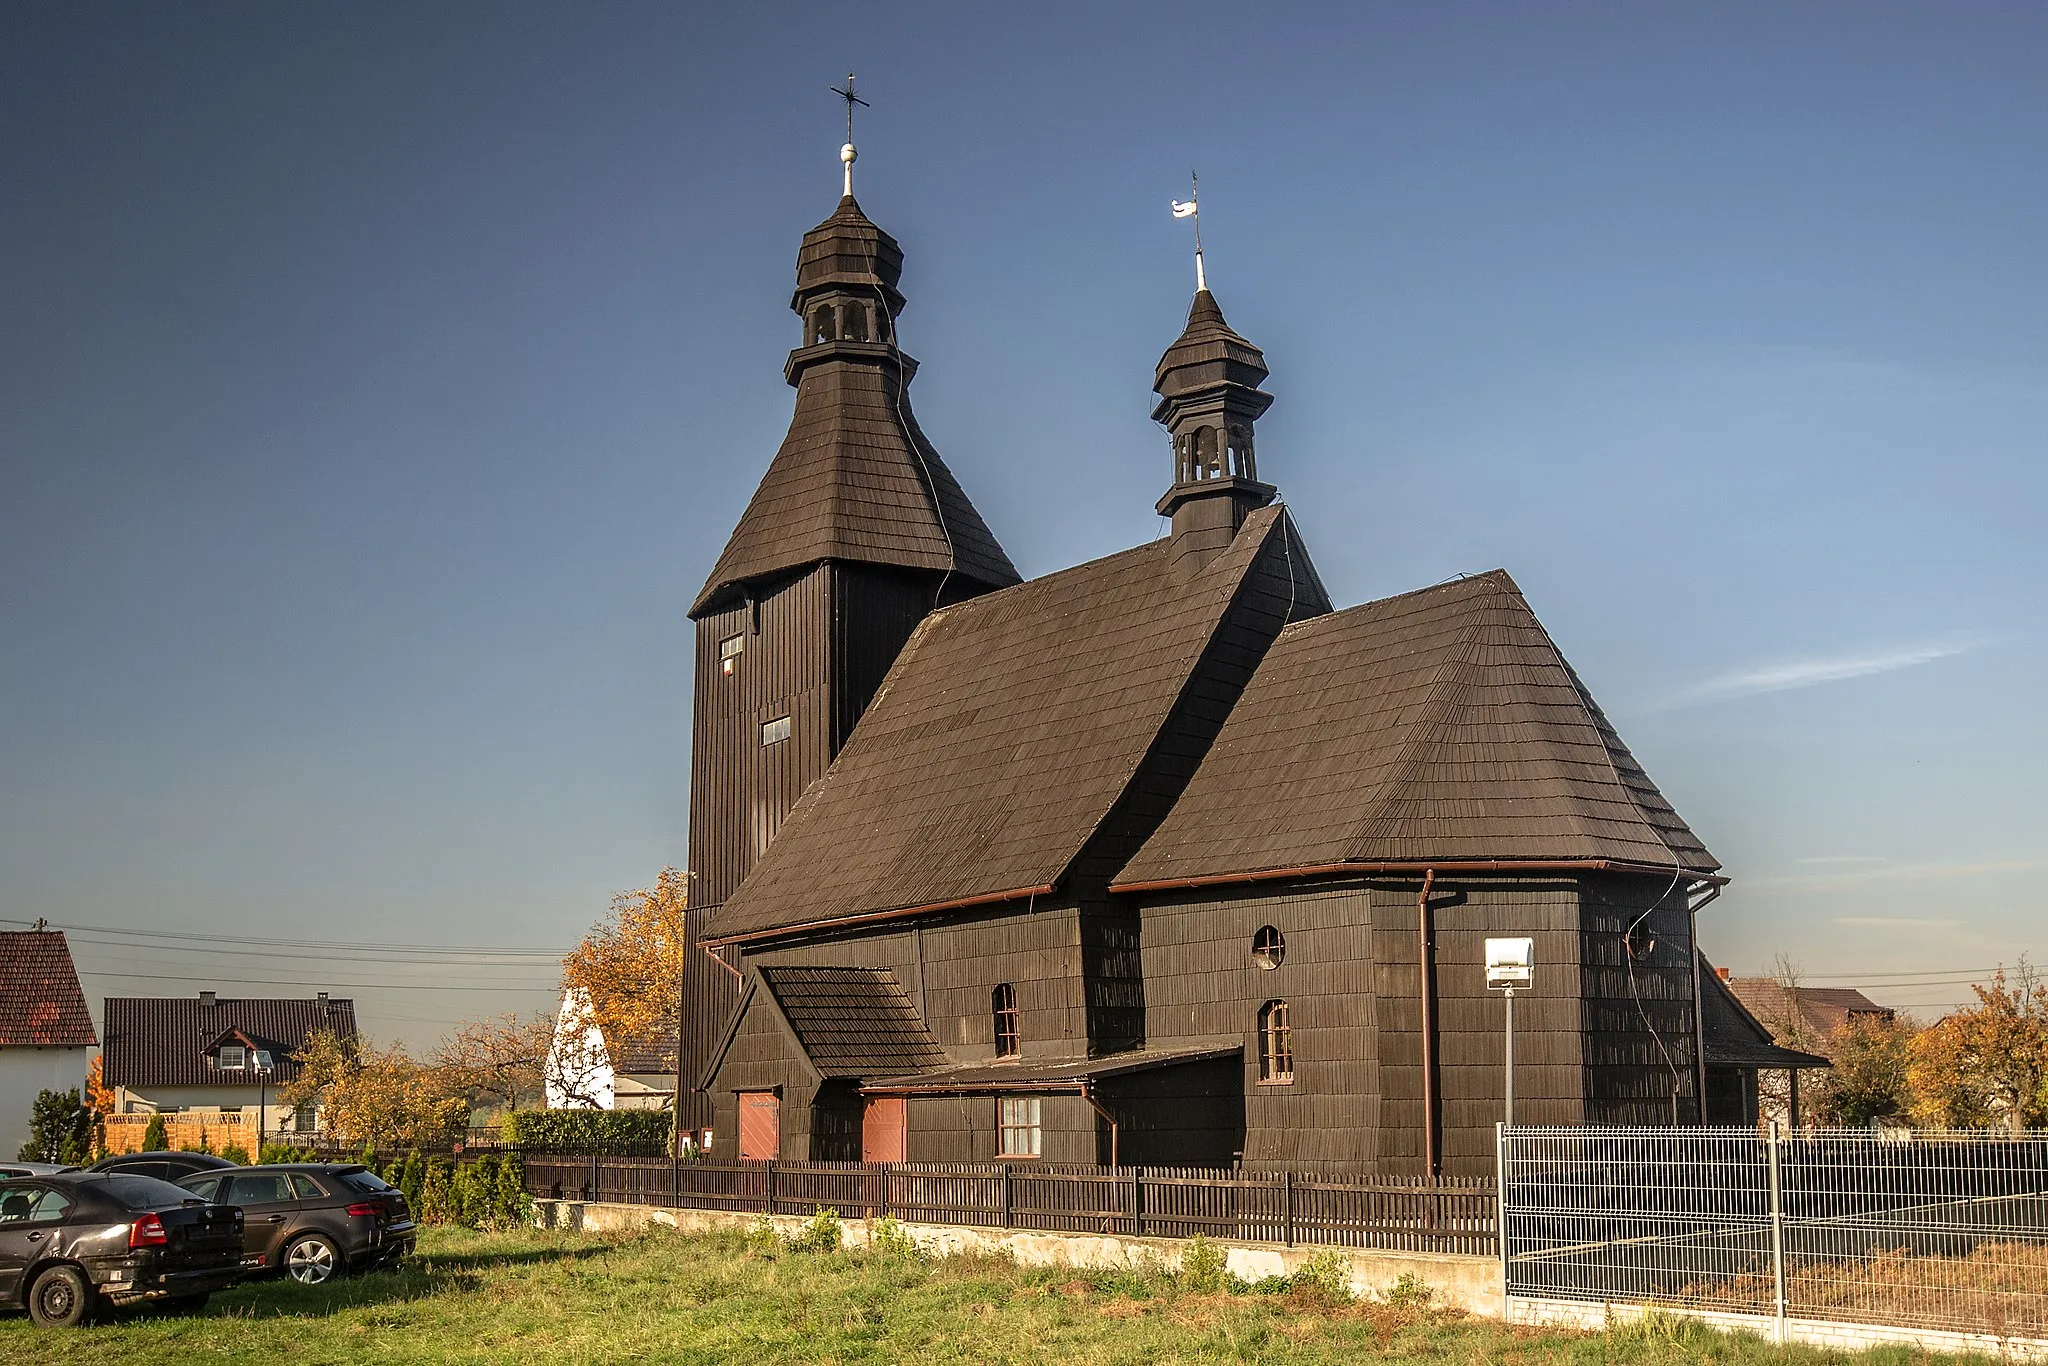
79;969;559;993
0;915;566;957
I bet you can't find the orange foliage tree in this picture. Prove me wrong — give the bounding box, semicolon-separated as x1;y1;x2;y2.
1906;964;2048;1133
558;866;690;1084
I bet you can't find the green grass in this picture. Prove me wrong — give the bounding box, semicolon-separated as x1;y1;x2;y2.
0;1224;2008;1364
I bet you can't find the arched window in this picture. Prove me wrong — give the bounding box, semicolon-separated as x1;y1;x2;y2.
1228;426;1256;480
1251;925;1285;969
809;304;836;345
992;984;1019;1058
1258;1000;1293;1084
1194;426;1218;478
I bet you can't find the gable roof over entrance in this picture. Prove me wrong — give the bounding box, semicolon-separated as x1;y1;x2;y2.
701;505;1325;944
1115;570;1716;890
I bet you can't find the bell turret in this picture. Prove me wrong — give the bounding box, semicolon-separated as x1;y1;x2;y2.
1151;289;1277;573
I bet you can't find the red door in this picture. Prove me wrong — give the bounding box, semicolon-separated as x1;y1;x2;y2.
738;1092;780;1161
862;1096;906;1163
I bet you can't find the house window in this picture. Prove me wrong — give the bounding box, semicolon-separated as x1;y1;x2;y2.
1251;925;1286;969
720;634;744;675
217;1045;246;1071
761;716;791;746
1258;1001;1293;1084
998;1096;1041;1157
293;1101;317;1134
992;984;1019;1058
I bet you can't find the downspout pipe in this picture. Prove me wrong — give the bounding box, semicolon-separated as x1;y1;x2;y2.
1418;869;1440;1180
1080;1081;1119;1169
1687;882;1722;1125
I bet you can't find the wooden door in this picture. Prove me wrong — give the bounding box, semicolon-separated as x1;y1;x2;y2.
861;1096;906;1164
738;1091;780;1161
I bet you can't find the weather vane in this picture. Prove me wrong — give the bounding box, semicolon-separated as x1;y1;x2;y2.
830;72;869;197
1171;170;1205;292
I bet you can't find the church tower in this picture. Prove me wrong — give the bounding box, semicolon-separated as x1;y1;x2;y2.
678;175;1019;1125
1152;288;1277;573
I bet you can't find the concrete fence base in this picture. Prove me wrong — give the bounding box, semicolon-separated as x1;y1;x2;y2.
1509;1294;2048;1362
529;1199;1503;1316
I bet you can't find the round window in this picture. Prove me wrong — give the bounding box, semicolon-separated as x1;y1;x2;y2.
1251;925;1285;969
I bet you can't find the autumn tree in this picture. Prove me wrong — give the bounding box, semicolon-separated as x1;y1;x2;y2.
1907;964;2048;1133
279;1029;467;1149
1812;1014;1919;1127
558;866;689;1094
432;1010;556;1114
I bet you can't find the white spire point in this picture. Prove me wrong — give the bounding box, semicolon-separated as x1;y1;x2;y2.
1172;169;1206;294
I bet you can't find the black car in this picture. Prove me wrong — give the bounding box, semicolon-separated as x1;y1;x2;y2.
178;1164;415;1284
88;1151;238;1183
0;1172;244;1326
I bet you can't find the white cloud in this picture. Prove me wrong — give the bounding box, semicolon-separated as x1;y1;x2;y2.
1657;640;1977;710
1748;858;2038;893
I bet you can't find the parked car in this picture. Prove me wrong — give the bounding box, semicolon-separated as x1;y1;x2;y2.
0;1172;244;1325
0;1163;79;1179
177;1163;415;1284
87;1151;238;1183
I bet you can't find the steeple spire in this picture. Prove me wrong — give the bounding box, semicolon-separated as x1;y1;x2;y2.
830;73;867;198
689;187;1018;619
1151;288;1277;574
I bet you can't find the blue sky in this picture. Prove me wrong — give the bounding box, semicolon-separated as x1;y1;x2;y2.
3;3;2042;1045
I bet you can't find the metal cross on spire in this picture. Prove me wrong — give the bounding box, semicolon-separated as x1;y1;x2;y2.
1171;170;1206;292
830;72;869;197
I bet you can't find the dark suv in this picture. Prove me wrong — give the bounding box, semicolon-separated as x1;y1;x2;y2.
88;1151;238;1183
178;1164;414;1283
0;1172;244;1325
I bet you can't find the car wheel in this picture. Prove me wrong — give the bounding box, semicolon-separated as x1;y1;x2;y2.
283;1233;340;1285
27;1265;95;1327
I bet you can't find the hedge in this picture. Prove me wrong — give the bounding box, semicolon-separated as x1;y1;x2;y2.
504;1109;671;1153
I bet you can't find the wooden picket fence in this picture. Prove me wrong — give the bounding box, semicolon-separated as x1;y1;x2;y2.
523;1155;1497;1255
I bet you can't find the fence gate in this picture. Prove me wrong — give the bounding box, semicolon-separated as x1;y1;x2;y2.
1498;1124;2048;1353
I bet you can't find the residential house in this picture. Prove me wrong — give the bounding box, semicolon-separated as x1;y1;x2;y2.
545;988;679;1114
0;930;97;1156
100;991;357;1153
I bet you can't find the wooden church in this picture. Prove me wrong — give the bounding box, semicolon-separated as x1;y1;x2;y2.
674;172;1803;1178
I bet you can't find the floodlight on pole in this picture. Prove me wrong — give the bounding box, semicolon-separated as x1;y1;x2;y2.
1485;938;1534;1128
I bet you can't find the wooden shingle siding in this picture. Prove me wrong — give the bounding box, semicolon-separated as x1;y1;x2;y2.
1579;875;1701;1125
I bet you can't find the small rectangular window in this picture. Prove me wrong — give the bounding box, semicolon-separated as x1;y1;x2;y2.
761;716;791;746
998;1096;1042;1157
719;634;744;675
217;1045;246;1071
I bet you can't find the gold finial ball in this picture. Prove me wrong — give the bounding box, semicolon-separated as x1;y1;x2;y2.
841;143;857;164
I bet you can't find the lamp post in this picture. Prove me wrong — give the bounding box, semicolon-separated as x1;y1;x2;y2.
252;1050;275;1157
1485;939;1534;1129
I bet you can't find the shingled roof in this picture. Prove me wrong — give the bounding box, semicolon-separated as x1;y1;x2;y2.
102;995;357;1089
702;505;1325;944
0;931;96;1048
690;195;1018;617
757;966;946;1078
1702;963;1830;1070
1115;570;1716;889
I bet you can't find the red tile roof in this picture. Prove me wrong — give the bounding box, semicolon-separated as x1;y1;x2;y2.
0;931;97;1048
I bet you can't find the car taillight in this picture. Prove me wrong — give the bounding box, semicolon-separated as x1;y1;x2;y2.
129;1212;169;1248
345;1202;381;1218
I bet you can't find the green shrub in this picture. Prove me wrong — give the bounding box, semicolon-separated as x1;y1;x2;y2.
786;1207;842;1254
865;1215;925;1261
397;1151;425;1212
17;1089;93;1164
492;1153;531;1229
258;1141;305;1165
743;1216;781;1256
504;1109;671;1154
1178;1235;1229;1294
1382;1271;1434;1307
218;1143;251;1166
418;1158;453;1225
140;1112;168;1152
1285;1250;1354;1303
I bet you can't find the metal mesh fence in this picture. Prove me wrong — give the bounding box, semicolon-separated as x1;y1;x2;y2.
1502;1126;2048;1342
